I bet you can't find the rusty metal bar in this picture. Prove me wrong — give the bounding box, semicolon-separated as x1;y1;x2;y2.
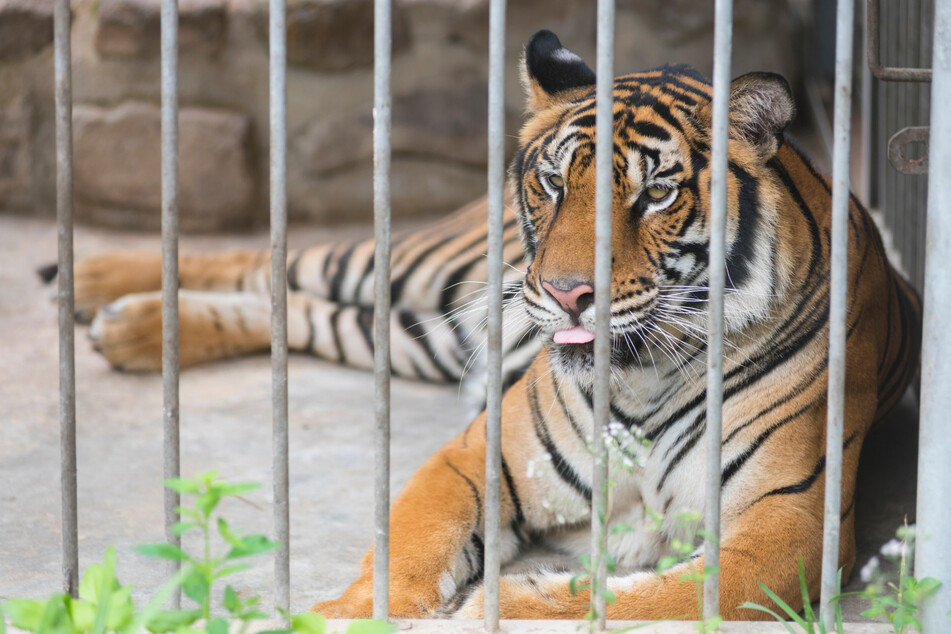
372;0;393;620
269;0;291;617
160;0;182;608
703;0;732;620
820;0;855;627
54;0;78;599
867;0;932;81
592;0;615;630
915;0;951;627
483;0;506;629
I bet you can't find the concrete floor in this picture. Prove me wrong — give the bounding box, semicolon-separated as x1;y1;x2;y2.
0;214;917;625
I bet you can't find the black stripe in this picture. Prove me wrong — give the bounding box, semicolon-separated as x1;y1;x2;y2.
446;460;483;525
398;310;459;381
527;373;592;501
329;308;346;364
500;456;525;528
328;243;356;302
287;253;302;291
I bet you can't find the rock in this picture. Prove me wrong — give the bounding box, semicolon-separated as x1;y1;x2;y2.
73;102;256;231
95;0;227;60
295;82;489;176
0;0;53;62
0;97;32;200
281;0;411;71
290;157;487;223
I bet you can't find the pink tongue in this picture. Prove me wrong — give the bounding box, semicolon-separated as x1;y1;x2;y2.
553;325;595;344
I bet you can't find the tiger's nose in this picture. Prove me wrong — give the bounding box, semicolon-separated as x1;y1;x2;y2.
541;278;595;319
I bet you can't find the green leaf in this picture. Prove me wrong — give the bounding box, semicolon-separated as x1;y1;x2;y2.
223;586;240;615
0;601;6;634
224;534;279;560
171;522;200;537
1;599;48;631
79;564;106;603
797;558;816;624
757;581;810;630
145;609;202;633
217;483;261;497
196;491;223;518
206;617;229;634
123;565;189;634
738;603;798;634
213;563;251;578
105;585;134;630
133;543;191;562
176;507;202;520
164;478;201;494
181;570;209;606
290;613;326;634
37;595;73;634
91;546;118;634
344;619;398;634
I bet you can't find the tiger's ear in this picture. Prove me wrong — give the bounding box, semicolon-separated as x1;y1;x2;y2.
521;30;596;113
697;72;796;160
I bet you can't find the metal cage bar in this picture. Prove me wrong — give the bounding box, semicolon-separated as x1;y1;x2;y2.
54;0;78;599
160;0;182;607
703;0;732;619
591;1;615;629
372;0;393;620
483;0;507;629
820;0;855;627
269;0;291;618
916;0;951;628
867;0;933;82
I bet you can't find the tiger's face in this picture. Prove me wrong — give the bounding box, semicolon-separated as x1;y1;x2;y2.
511;30;796;382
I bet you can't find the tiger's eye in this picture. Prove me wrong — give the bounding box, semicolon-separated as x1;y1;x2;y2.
547;174;565;189
645;186;668;199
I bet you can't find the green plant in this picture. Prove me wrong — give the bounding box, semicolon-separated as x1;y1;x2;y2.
739;557;843;634
654;510;721;633
844;522;941;634
0;471;396;634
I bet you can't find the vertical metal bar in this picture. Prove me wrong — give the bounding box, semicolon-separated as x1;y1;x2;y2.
916;1;951;627
820;0;854;628
160;0;181;608
592;1;614;630
483;0;506;629
704;0;732;621
372;0;392;620
269;0;290;618
54;0;78;599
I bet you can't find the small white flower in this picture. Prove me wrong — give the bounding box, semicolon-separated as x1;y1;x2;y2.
860;556;880;583
880;538;909;558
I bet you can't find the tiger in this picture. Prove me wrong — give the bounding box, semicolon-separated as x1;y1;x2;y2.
306;30;921;620
60;28;920;622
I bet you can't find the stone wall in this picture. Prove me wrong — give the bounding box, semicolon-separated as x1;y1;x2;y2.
0;0;802;231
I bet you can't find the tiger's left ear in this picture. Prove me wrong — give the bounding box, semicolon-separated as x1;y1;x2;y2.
520;30;596;113
697;72;796;160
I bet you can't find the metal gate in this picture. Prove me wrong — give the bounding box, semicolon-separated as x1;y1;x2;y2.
48;0;951;630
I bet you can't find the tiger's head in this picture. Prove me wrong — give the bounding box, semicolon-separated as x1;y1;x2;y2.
511;30;797;382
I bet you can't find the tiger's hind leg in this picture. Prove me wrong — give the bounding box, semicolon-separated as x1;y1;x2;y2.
89;289;474;380
89;290;273;371
68;250;270;322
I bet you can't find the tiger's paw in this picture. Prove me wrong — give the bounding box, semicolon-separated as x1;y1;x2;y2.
89;293;163;371
73;252;162;323
311;584;436;619
451;574;584;620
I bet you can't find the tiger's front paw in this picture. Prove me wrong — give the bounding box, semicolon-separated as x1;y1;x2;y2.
89;293;163;371
309;597;373;619
74;252;162;323
452;574;584;620
311;582;437;619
